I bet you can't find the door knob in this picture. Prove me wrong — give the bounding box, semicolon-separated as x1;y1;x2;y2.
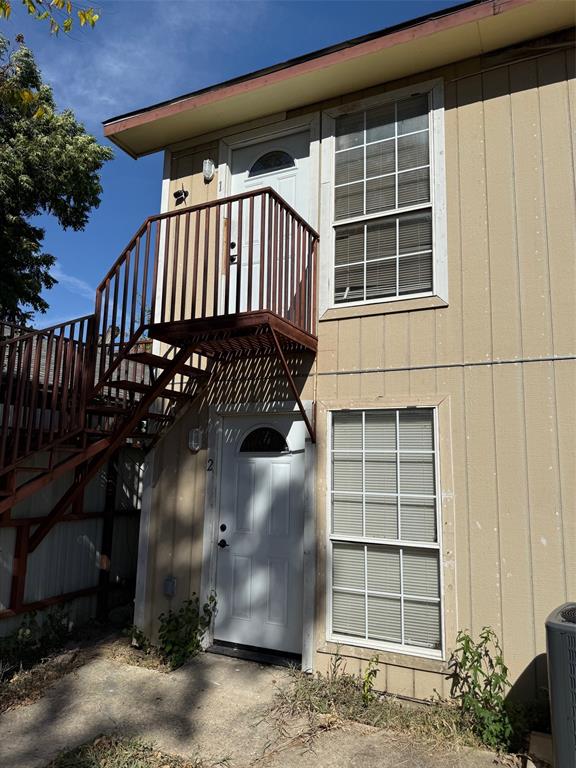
217;538;230;549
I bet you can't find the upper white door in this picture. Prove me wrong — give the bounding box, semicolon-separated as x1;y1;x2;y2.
225;131;311;313
213;414;306;654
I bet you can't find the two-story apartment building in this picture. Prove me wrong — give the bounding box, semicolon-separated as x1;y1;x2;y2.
99;0;576;703
2;0;569;704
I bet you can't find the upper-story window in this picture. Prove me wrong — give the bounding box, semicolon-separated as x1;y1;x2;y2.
323;83;446;309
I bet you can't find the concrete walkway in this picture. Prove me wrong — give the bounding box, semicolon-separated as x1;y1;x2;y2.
0;651;497;768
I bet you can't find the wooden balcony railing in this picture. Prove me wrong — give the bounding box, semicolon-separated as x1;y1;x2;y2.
94;188;319;384
0;316;94;473
0;189;319;474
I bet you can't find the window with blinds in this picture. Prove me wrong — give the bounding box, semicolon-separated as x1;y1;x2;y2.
329;409;442;654
333;93;435;304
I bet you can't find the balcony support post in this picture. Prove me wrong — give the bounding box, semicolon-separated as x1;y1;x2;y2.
268;325;315;443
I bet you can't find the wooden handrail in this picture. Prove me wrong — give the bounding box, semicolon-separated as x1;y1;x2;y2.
0;314;95;347
96;188;319;292
93;188;319;388
0;315;94;473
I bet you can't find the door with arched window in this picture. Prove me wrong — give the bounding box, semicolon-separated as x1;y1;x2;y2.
213;414;306;654
227;131;311;313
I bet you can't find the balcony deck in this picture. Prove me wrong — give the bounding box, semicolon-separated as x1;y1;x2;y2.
147;310;317;360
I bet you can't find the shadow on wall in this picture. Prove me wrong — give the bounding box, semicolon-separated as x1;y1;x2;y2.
145;347;316;630
443;30;574;112
506;652;551;732
208;351;315;406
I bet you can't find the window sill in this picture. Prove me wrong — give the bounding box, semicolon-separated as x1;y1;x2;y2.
317;639;448;674
320;295;448;322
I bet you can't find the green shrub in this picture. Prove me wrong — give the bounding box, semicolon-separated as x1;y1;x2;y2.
0;607;71;681
447;626;512;751
157;593;216;670
361;654;379;704
124;625;151;653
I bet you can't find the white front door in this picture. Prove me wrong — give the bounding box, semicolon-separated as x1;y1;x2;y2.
213;414;306;654
226;131;311;313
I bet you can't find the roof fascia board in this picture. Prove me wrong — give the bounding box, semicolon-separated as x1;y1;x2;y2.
104;0;526;135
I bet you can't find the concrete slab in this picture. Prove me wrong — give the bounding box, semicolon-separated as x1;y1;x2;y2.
0;651;497;768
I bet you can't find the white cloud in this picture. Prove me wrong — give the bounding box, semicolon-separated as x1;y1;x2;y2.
35;0;267;130
51;261;96;301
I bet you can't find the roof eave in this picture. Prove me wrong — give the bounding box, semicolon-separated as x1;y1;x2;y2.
103;0;575;157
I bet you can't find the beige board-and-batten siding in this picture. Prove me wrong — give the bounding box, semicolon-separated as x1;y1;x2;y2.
140;35;575;701
314;44;576;700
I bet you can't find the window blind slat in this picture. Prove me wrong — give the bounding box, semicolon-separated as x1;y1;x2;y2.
366;260;396;300
404;601;441;649
366;175;395;214
335;112;364;150
333;543;365;590
368;596;402;642
397;132;429;172
398;168;430;207
333;591;366;636
335;225;364;267
335;182;364;220
365;411;396;450
333;453;362;492
403;549;439;598
398;253;433;295
366;102;395;142
399;410;434;450
333;412;363;449
366;140;395;178
397;95;428;135
399;452;435;495
400;497;437;542
367;545;400;593
365;496;398;539
365;453;397;493
366;219;396;261
398;212;432;254
335;264;364;303
336;147;364;185
333;494;363;537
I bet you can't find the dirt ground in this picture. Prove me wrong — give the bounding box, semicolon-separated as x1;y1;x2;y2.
0;643;498;768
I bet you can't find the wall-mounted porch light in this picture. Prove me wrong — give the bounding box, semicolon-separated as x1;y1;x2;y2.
203;158;215;183
188;428;202;453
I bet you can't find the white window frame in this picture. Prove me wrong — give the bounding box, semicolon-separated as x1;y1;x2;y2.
326;406;445;660
319;79;447;316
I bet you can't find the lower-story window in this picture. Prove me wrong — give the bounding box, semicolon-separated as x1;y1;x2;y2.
329;408;442;655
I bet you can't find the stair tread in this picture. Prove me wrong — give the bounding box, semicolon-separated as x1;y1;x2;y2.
86;403;129;415
125;352;205;377
108;380;187;399
86;402;174;418
84;429;154;439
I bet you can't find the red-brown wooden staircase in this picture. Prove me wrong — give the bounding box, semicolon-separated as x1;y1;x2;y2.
0;188;318;615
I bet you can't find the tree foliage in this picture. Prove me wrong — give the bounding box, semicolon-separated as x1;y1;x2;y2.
0;0;99;35
0;36;112;322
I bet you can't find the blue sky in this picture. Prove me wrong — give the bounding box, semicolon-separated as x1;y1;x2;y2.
3;0;462;326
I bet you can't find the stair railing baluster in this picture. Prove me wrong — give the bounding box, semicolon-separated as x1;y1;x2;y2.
180;212;191;322
170;214;180;323
130;236;140;340
202;207;211;319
